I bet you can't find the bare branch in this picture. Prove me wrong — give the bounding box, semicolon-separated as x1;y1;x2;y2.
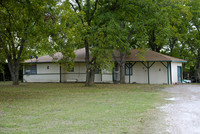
75;0;82;11
73;0;84;25
70;2;77;12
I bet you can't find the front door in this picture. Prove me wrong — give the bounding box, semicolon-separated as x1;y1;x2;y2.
177;66;182;83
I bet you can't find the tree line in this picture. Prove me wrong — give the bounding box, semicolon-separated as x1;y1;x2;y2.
0;0;199;86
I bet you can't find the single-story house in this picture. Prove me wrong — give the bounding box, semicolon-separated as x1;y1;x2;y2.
23;48;186;84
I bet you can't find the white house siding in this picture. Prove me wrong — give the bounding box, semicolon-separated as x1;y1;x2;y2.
132;62;148;84
125;75;134;83
124;62;169;84
171;62;182;84
37;63;60;74
125;68;134;83
61;63;102;82
102;69;113;83
149;62;168;84
61;63;86;82
23;63;60;82
24;75;60;82
95;74;102;82
23;62;183;84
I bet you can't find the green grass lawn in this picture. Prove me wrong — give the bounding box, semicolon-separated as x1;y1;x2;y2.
0;82;168;134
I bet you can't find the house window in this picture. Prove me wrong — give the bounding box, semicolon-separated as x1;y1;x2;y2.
24;64;37;75
95;68;101;74
125;63;132;75
68;67;74;72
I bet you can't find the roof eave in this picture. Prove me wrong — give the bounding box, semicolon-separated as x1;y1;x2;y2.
22;61;86;64
22;60;187;64
125;60;186;62
171;60;187;63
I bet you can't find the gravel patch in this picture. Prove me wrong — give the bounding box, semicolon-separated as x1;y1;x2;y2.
160;85;200;134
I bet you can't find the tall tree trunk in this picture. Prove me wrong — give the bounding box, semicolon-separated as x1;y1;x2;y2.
85;40;95;86
149;29;161;52
85;40;90;86
89;67;95;85
84;0;96;86
3;72;5;82
118;21;128;84
169;38;177;56
7;60;20;85
119;52;126;84
2;38;24;85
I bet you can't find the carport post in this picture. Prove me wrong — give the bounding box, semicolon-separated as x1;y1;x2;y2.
170;62;172;84
161;61;170;85
141;62;155;84
167;62;169;85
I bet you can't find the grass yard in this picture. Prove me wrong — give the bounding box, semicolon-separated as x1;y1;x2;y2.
0;82;168;134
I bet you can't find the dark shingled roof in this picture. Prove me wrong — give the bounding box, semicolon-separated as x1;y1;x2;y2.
113;49;186;62
24;48;186;63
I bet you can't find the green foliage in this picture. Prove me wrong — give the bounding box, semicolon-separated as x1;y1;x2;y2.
0;48;5;73
160;0;200;78
0;0;59;84
0;0;57;59
91;47;114;71
143;0;170;52
56;1;120;71
186;0;200;77
52;0;200;80
1;0;199;82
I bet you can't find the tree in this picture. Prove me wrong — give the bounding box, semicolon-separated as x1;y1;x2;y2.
63;0;100;86
59;0;129;86
163;0;191;56
145;0;171;52
186;0;200;81
0;0;57;85
92;0;132;84
93;0;150;83
0;45;6;80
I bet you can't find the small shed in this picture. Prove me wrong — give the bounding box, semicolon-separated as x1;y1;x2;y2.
23;48;186;84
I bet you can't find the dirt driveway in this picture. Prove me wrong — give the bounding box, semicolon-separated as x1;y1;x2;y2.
160;85;200;134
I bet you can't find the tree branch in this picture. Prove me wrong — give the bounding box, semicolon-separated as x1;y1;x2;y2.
73;0;84;25
0;36;12;66
127;28;134;44
194;24;200;40
26;0;30;4
91;0;98;19
17;39;25;62
112;52;121;65
70;2;77;12
111;0;119;11
75;0;82;11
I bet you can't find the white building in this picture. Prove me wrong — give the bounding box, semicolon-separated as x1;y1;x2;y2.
23;48;186;84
